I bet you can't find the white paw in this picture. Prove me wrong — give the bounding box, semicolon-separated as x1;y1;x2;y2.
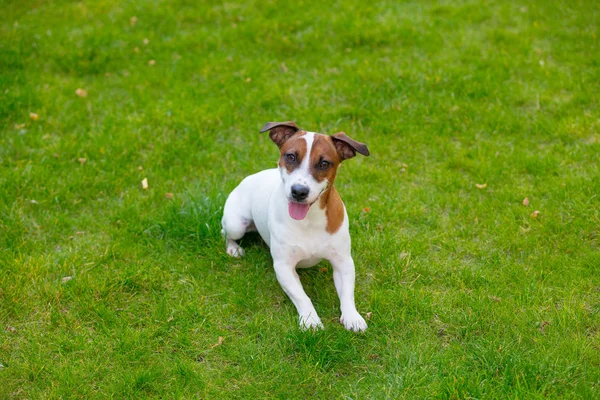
299;313;324;331
340;311;368;332
226;243;245;257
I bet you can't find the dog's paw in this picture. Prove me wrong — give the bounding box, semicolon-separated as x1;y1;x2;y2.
340;312;368;332
299;313;324;331
226;241;245;257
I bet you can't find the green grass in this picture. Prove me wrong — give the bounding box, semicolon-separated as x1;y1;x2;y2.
1;0;599;398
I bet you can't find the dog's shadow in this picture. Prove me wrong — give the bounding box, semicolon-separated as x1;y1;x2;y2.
237;231;268;253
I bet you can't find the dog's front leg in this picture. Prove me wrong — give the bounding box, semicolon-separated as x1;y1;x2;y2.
273;260;323;330
330;256;368;332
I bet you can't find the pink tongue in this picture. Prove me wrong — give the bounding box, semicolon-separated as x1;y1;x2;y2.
288;202;310;220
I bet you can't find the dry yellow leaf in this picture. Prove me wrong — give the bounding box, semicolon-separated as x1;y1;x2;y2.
75;88;87;97
210;336;224;348
29;112;39;121
148;59;156;65
141;178;149;189
475;183;487;189
78;158;87;165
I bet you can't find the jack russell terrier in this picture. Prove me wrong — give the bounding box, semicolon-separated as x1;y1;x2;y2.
221;121;370;332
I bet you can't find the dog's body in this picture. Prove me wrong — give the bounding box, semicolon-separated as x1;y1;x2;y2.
221;122;369;332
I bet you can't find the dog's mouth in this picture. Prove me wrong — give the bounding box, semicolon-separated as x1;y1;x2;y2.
288;201;310;220
287;186;328;220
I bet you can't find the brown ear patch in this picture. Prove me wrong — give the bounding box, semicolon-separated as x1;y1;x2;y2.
320;186;345;234
260;121;301;148
331;132;370;160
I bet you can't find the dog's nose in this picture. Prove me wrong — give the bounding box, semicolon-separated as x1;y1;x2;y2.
291;185;309;201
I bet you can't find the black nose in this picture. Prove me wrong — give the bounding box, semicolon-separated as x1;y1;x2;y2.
291;185;309;201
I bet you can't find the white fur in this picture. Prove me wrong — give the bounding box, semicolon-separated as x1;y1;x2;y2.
221;135;367;332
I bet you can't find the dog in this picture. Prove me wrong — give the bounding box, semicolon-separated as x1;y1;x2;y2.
221;121;370;332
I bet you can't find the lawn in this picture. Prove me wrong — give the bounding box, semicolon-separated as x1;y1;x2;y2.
1;0;599;398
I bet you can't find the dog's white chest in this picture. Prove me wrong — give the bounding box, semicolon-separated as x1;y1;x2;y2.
249;172;350;267
274;224;345;268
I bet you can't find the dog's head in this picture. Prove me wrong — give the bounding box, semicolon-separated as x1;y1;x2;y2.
260;121;370;220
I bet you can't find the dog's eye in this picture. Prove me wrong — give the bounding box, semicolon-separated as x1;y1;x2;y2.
318;160;331;170
285;154;296;163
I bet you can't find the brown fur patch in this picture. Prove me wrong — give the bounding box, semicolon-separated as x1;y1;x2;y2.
309;135;341;183
278;131;307;173
310;135;345;234
320;186;345;234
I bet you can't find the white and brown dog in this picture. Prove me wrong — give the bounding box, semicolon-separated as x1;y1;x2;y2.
221;121;370;332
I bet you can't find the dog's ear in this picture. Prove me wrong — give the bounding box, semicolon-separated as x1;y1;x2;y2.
260;121;301;147
331;132;370;160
